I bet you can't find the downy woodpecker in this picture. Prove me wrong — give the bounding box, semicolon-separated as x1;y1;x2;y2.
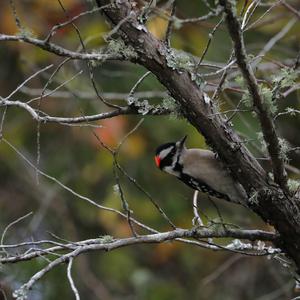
154;136;247;204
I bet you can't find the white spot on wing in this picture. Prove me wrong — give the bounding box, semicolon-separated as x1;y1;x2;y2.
203;93;211;105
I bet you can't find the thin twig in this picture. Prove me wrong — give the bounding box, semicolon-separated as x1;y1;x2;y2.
0;34;123;61
245;0;282;31
127;72;152;103
117;164;177;229
4;65;53;100
1;212;33;256
0;106;7;139
258;18;297;58
116;118;144;153
27;70;83;104
113;163;138;237
281;1;300;19
196;16;224;69
21;87;167;101
67;257;81;300
201;254;243;286
104;14;132;40
8;0;23;30
241;0;261;30
192;191;203;226
164;1;176;47
44;5;111;42
212;52;234;101
57;0;118;109
176;9;222;24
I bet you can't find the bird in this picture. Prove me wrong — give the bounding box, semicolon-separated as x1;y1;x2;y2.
154;136;247;204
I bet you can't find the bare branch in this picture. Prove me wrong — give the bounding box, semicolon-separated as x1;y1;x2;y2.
9;226;278;297
0;100;170;124
0;34;122;61
45;5;110;42
1;212;33;256
67;258;80;300
175;8;222;24
2;227;278;266
245;0;282;31
164;1;176;47
4;65;53;100
241;0;261;30
57;1;119;109
20;87;168;100
196;16;225;69
8;0;23;31
281;1;300;19
127;71;152;103
27;69;83;104
0;106;7;137
113;162;138;237
192;191;204;226
258;18;297;58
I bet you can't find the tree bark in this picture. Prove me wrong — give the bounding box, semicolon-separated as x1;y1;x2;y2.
96;0;300;273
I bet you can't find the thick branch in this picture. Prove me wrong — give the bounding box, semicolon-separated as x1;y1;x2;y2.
95;0;300;272
97;0;265;194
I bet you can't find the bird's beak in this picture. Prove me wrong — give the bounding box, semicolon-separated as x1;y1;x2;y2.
154;155;161;168
180;135;187;146
180;135;187;144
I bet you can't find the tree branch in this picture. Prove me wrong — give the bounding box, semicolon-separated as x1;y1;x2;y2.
95;0;300;273
0;99;169;124
1;227;278;265
0;34;122;61
8;227;279;298
219;0;288;191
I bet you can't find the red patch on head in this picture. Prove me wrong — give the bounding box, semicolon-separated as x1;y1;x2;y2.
154;155;161;168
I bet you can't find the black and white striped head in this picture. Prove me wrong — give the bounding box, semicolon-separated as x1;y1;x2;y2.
154;136;187;177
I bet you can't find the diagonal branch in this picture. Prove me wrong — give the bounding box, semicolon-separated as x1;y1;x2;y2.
219;0;288;192
95;0;300;273
96;0;266;194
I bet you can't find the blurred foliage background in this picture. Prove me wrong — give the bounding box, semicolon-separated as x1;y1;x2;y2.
0;0;299;299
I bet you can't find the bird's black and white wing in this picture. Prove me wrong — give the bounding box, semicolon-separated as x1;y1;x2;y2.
180;149;247;204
